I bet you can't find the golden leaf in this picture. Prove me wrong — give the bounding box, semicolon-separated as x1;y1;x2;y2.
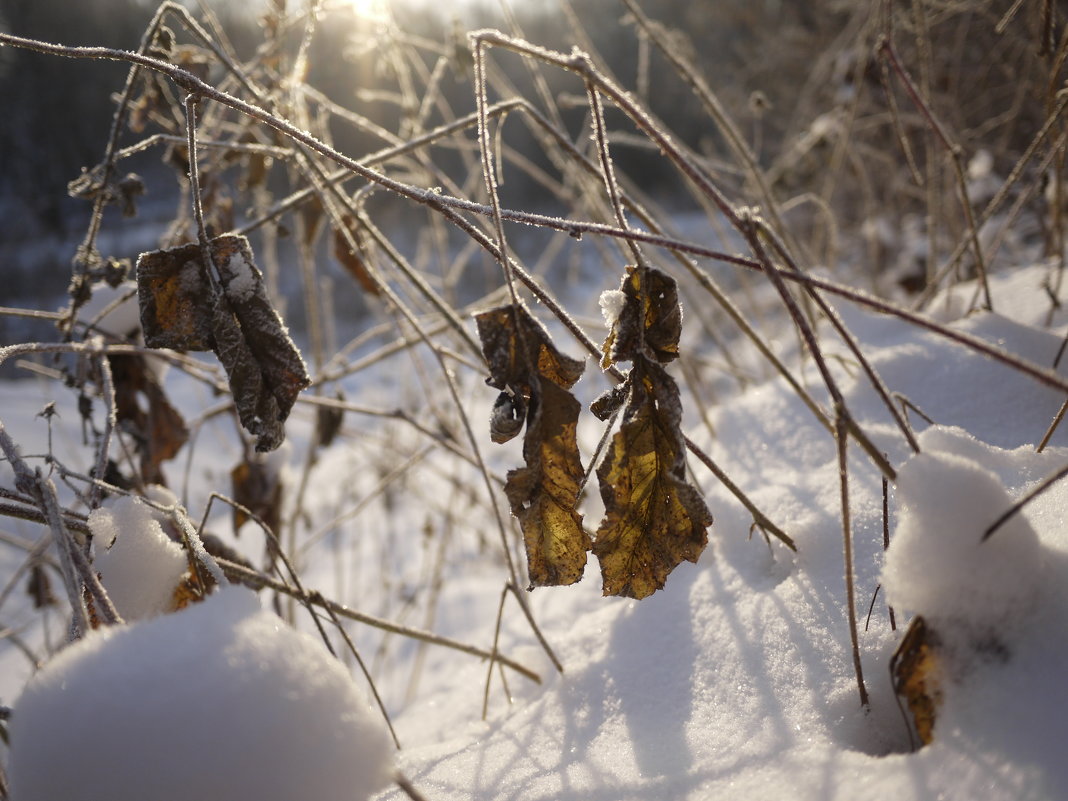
476;303;589;587
592;363;711;599
505;381;589;588
602;265;682;368
891;615;943;747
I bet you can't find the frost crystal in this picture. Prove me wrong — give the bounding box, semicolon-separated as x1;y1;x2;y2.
599;289;626;328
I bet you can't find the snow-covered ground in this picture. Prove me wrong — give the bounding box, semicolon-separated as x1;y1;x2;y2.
2;263;1068;799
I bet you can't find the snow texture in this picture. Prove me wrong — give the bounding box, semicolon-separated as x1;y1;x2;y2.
223;251;259;303
882;427;1044;637
89;494;188;621
598;289;626;328
7;588;395;801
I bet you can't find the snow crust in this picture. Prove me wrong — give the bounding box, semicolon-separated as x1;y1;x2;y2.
7;588;394;801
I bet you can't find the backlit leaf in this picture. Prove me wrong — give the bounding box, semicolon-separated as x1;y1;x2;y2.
601;265;682;368
476;303;589;587
593;362;712;599
505;381;589;588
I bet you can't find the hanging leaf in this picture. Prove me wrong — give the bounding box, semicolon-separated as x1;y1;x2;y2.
891;615;943;747
504;381;589;588
27;564;56;609
332;213;380;296
109;353;189;485
137;242;215;350
601;265;682;368
230;455;284;537
136;233;310;452
592;363;712;599
476;303;589;587
315;389;345;448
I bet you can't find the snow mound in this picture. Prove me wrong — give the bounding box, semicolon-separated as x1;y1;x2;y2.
7;587;394;801
882;426;1044;639
89;494;188;620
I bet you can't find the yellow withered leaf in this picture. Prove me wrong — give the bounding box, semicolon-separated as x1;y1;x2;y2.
602;265;682;368
476;303;589;587
593;364;712;599
505;381;589;588
891;615;943;747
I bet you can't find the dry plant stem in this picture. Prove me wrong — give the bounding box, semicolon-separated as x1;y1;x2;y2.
214;557;540;683
836;407;868;708
877;35;992;311
882;473;896;631
89;352;117;511
315;593;401;750
394;771;431;801
982;461;1068;541
683;436;795;551
0;423;96;633
199;492;339;658
1038;399;1068;453
63;1;175;331
619;0;800;258
914;101;1068;310
483;583;511;720
311;174;561;673
471;38;523;317
742;213;896;480
758;221;920;455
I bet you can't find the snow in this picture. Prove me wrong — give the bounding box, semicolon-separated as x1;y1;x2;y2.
223;251;260;303
6;587;395;801
89;493;189;621
598;289;626;328
4;263;1068;800
882;427;1044;636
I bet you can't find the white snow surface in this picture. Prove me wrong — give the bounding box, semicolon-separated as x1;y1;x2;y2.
7;587;395;801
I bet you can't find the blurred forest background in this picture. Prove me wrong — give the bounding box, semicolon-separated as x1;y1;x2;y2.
1;0;1063;309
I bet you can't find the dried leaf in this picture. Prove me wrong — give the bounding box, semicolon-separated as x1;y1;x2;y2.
891;615;942;746
489;390;526;445
477;304;585;394
170;573;205;611
109;353;189;485
505;381;589;588
27;564;56;609
137;243;215;350
315;390;345;448
137;234;310;452
231;456;283;537
601;265;682;368
68;168;145;218
593;363;711;599
476;303;589;587
332;214;380;296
